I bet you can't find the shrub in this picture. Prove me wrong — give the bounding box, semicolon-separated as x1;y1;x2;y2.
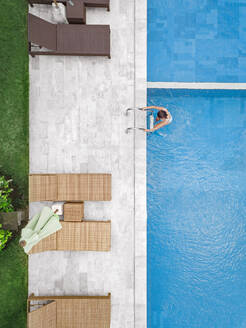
0;176;14;213
0;224;12;251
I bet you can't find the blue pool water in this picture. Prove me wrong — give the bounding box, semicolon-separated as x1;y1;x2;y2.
148;0;246;82
147;89;246;328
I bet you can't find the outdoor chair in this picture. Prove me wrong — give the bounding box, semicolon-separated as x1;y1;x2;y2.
28;0;110;24
29;173;112;202
29;220;111;253
27;293;111;328
66;0;110;23
28;13;110;57
28;0;66;5
28;0;110;11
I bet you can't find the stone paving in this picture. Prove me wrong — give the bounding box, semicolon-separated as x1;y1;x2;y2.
28;0;146;327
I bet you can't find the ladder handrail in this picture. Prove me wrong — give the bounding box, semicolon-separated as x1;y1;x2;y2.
125;107;153;133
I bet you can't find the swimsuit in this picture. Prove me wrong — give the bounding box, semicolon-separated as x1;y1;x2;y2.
166;114;173;125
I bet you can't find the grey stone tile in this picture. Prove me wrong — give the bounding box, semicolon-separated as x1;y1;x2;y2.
29;0;147;326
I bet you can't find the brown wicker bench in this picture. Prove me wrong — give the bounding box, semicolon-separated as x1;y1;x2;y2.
28;14;110;57
27;293;111;328
29;173;112;202
29;221;111;253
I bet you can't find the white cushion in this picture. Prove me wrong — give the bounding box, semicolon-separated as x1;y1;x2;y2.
52;3;68;24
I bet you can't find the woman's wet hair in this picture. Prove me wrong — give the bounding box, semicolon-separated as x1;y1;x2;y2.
157;110;168;119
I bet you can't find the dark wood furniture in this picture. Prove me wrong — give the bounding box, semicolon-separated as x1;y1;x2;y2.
27;0;110;11
28;0;110;26
65;0;110;24
28;13;111;58
84;0;110;11
28;0;66;6
65;0;86;24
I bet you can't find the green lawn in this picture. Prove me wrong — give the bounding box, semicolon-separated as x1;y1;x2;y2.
0;0;29;209
0;0;29;327
0;236;28;328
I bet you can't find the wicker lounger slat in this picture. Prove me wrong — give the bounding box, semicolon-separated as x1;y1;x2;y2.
27;295;111;328
57;174;89;201
28;294;111;301
57;221;111;251
29;232;57;254
28;301;57;328
29;174;111;202
57;298;111;328
28;221;111;253
29;175;57;202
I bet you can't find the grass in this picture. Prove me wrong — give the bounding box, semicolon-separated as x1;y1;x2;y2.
0;0;29;208
0;235;28;328
0;0;29;327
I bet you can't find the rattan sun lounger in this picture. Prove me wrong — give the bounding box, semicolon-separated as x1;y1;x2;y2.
27;293;111;328
28;13;110;57
29;221;111;253
29;174;112;202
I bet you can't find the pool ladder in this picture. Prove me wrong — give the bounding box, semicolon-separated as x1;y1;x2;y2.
125;107;153;134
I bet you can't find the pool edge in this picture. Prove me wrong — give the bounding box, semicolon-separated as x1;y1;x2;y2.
135;0;147;326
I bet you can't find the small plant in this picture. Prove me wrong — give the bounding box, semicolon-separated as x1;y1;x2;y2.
0;224;12;251
0;176;14;213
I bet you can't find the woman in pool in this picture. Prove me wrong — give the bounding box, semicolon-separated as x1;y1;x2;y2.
142;106;172;132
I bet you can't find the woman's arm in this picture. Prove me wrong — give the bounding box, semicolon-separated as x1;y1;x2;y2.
142;106;166;111
145;120;169;132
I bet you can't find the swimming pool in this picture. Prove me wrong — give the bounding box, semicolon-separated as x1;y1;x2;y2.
148;0;246;82
147;89;246;327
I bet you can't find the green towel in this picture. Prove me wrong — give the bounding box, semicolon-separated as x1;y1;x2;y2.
20;207;62;254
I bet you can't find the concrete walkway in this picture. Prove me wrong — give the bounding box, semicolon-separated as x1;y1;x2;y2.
29;1;146;327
